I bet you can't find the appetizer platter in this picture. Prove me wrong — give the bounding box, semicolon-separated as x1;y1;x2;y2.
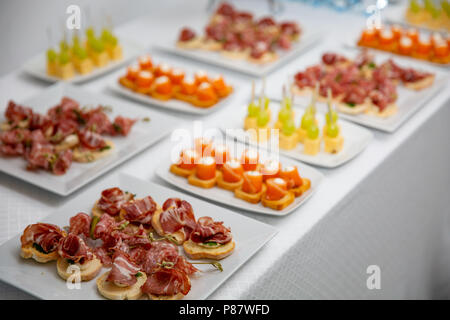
23;27;142;83
109;54;234;115
156;137;323;216
357;23;450;66
386;0;450;32
0;83;182;195
155;2;321;77
223;83;373;168
266;48;447;132
0;173;277;300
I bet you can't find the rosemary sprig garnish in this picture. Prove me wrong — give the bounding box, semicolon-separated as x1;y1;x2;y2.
148;232;179;245
191;261;223;272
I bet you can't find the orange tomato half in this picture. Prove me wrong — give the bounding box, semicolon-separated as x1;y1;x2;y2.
241;149;259;171
242;171;263;194
154;76;173;95
279;166;302;189
265;178;288;201
136;71;154;88
177;149;199;170
222;160;244;183
196;157;216;180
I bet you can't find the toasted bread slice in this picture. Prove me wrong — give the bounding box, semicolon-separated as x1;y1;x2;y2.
92;190;134;219
187;171;219;189
151;209;186;245
151;90;172;101
365;103;398;118
176;37;202;49
73;140;115;163
216;171;243;191
403;75;434;91
56;257;102;282
96;271;147;300
183;239;235;260
119;77;136;90
234;184;267;204
20;243;59;263
192;97;218;108
170;164;195;178
54;134;79;153
290;178;311;197
337;101;369;115
261;191;295;211
148;292;186;300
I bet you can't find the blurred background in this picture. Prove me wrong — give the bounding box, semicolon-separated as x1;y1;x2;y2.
0;0;415;76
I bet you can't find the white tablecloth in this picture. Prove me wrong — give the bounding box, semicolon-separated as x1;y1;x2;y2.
0;0;449;299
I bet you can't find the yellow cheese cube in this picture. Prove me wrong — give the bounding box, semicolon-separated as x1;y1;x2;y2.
244;116;258;130
46;61;58;76
90;51;109;67
303;137;320;155
297;127;307;143
324;134;344;154
107;45;123;61
74;57;94;75
57;62;75;79
279;132;299;150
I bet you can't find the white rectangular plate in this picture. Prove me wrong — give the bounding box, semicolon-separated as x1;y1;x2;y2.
109;79;233;115
155;29;322;77
156;141;324;216
23;39;142;84
0;173;277;300
0;83;182;196
222;102;373;168
265;47;449;132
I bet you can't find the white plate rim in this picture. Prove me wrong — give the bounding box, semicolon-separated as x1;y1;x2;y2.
0;173;278;300
221;104;374;168
0;83;182;196
22;38;143;84
154;29;323;77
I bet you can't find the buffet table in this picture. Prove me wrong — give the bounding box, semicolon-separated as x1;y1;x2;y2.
1;1;449;299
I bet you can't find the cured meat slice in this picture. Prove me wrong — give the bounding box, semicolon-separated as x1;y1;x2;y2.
58;233;93;263
93;213;117;240
190;216;232;244
106;252;141;287
20;223;65;253
159;198;196;241
141;268;191;296
52;149;73;175
141;241;179;274
78;128;107;150
5;100;32;124
121;196;157;225
69;212;92;237
97;187;129;216
110;116;137;136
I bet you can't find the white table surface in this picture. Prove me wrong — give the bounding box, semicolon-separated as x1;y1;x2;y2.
0;0;449;299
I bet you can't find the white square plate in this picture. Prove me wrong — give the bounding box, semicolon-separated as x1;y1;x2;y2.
23;39;143;84
0;83;182;196
109;79;234;116
154;29;322;77
156;141;324;216
265;47;449;132
222;102;373;168
0;173;277;300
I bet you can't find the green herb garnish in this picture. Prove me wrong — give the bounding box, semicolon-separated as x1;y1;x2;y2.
135;272;143;278
192;261;223;272
100;145;111;152
204;241;219;247
118;221;129;230
368;62;376;69
346;102;356;107
112;123;122;133
72;109;86;125
142;117;151;122
90;215;100;239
